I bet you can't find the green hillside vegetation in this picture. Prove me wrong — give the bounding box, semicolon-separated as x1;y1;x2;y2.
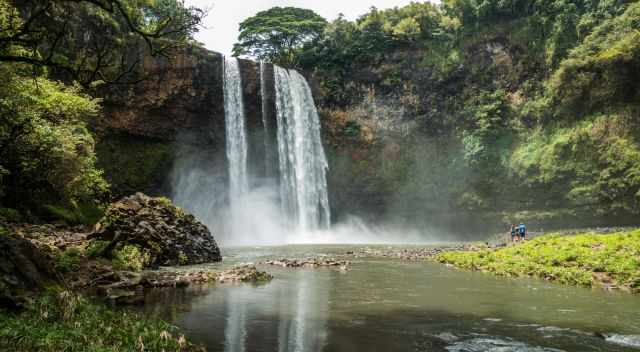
272;0;640;229
436;230;640;292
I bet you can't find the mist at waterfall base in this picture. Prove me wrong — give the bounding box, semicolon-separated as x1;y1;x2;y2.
171;59;450;246
171;155;441;246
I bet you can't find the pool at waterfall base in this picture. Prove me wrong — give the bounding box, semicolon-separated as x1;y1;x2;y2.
141;245;640;352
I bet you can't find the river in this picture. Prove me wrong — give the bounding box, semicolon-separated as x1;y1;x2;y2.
141;245;640;351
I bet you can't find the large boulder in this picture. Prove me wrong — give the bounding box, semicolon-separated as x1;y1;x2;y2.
92;193;221;267
0;232;57;309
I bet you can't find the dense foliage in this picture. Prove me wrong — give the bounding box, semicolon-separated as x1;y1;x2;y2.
0;0;204;86
288;0;640;229
232;7;327;66
437;230;640;292
0;290;201;351
0;64;108;221
0;0;204;223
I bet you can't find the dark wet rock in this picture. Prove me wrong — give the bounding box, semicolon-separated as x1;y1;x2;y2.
96;47;275;197
91;193;221;267
99;46;225;144
262;258;350;269
0;233;57;309
445;337;565;352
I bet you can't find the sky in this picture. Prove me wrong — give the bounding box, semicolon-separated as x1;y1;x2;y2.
184;0;419;56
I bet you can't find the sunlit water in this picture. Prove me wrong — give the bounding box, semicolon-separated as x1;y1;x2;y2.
141;245;640;352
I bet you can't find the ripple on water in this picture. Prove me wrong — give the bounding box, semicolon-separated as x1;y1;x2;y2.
604;334;640;349
445;337;565;352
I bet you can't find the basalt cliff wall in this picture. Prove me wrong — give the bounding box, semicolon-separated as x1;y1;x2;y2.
95;47;272;198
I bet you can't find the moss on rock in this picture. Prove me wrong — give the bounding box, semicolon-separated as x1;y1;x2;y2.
92;193;221;268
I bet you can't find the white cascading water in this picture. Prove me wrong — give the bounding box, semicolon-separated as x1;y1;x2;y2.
273;66;331;231
223;57;249;231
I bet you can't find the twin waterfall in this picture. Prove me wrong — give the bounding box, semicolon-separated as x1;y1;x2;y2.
223;58;330;234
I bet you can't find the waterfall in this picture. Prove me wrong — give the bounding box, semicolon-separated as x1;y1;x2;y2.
223;57;249;228
273;66;331;231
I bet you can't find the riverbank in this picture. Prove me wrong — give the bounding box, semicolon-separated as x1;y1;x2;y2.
0;194;273;351
436;230;640;293
0;290;205;352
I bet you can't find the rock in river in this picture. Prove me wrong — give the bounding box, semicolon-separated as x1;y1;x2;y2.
91;193;221;267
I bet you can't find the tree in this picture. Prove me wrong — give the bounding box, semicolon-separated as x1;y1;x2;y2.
0;0;205;86
0;63;109;219
232;7;327;66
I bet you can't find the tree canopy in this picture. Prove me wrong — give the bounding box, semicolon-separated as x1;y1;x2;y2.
0;0;205;222
0;0;205;86
232;7;327;66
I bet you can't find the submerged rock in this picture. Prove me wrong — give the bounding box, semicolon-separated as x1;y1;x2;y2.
262;258;350;269
91;193;221;267
348;246;465;260
600;334;640;349
445;337;565;352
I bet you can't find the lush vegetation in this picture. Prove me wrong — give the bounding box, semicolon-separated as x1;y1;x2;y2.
0;0;204;86
241;1;640;230
0;0;204;223
437;230;640;291
0;290;202;351
0;65;108;222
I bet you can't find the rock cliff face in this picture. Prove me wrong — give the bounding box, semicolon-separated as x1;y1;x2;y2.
95;47;273;198
99;46;225;144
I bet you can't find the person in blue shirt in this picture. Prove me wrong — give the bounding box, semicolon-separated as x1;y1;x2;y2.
518;223;526;241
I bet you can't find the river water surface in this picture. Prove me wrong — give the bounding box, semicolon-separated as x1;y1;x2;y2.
141;245;640;352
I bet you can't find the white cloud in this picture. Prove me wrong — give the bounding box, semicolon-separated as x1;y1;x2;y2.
185;0;422;56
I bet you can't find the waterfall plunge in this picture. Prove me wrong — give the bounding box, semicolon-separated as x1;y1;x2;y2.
224;60;330;235
223;57;249;232
172;59;432;245
273;66;331;231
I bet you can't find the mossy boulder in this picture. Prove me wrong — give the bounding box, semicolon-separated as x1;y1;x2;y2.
91;193;221;267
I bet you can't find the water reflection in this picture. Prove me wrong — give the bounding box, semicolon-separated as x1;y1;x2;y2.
277;270;328;352
224;287;249;352
151;268;330;352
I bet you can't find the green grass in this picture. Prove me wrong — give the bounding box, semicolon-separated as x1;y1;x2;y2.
0;291;202;351
436;230;640;292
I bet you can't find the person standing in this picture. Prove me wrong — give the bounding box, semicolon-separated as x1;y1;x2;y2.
519;222;527;241
510;224;518;243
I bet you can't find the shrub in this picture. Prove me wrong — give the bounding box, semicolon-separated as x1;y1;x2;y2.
54;247;83;273
0;66;109;218
113;245;151;272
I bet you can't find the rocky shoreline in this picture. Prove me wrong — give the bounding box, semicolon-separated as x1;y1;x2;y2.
0;193;272;308
339;244;487;261
94;265;272;305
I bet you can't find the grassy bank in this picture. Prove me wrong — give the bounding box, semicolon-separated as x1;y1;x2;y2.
0;291;202;352
436;230;640;292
